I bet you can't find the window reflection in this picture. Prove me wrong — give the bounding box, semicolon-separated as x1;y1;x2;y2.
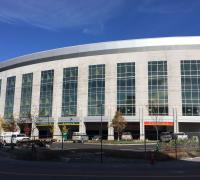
117;63;135;116
88;64;105;116
181;60;200;116
39;70;54;117
148;61;168;115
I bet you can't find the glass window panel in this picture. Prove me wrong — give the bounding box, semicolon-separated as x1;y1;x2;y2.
39;70;54;117
88;64;105;116
117;62;135;116
20;73;33;118
181;60;200;116
62;67;78;117
4;76;16;119
0;79;1;96
148;61;168;116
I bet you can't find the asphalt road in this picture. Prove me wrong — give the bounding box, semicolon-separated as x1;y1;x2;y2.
50;142;156;151
0;150;200;180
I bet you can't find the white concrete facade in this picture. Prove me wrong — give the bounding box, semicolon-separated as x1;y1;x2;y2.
1;37;200;140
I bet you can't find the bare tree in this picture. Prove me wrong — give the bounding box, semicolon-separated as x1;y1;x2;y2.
110;111;127;141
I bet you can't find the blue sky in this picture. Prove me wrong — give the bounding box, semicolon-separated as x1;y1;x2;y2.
1;0;200;61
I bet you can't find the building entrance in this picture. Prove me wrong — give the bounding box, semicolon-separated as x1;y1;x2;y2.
37;125;53;139
85;122;108;139
59;125;79;140
18;123;32;136
145;125;168;140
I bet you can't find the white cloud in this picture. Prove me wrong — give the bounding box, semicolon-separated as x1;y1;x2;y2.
0;0;123;31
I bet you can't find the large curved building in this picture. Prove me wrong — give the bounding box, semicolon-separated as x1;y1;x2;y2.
1;36;200;140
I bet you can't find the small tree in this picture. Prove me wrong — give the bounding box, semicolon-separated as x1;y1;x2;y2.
26;107;39;137
0;116;7;133
110;111;127;141
10;115;18;132
0;116;18;132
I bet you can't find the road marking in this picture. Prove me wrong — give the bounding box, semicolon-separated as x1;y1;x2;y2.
0;171;200;178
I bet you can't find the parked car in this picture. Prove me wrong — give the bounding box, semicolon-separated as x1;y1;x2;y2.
0;138;4;147
72;132;89;143
12;134;30;144
160;132;172;142
0;132;29;145
172;132;188;140
121;132;133;140
0;132;19;145
92;135;101;141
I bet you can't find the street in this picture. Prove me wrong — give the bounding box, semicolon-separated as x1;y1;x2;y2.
50;142;156;151
0;149;200;180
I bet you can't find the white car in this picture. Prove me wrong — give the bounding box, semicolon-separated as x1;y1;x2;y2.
11;134;30;144
121;132;133;140
173;132;188;140
0;132;19;145
72;132;89;143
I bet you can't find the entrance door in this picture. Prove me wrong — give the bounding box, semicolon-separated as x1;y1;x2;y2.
38;126;53;139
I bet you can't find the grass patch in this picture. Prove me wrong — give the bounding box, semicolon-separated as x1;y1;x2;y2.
87;140;156;144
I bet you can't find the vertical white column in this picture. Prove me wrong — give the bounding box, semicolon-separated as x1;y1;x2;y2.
13;75;22;120
135;57;148;140
173;107;180;133
167;57;182;133
0;76;6;117
31;70;41;137
52;67;63;140
105;62;115;140
77;64;88;134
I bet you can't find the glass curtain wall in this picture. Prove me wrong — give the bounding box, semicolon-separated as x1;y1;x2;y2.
181;60;200;116
0;79;1;96
39;70;54;117
20;73;33;118
117;62;135;115
88;64;105;116
4;76;16;119
148;61;168;115
62;67;78;116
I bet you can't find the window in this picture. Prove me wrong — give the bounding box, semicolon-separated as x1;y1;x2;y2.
148;61;168;115
0;79;1;96
20;73;33;118
181;60;200;116
62;67;78;116
88;64;105;116
39;70;54;117
117;63;135;115
4;76;16;119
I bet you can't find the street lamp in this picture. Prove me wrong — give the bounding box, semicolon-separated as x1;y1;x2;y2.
100;103;103;163
155;115;159;143
98;103;103;163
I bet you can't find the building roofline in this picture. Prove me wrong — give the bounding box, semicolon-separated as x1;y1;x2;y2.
1;36;200;72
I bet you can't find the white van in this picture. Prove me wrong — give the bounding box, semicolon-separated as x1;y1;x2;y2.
0;132;29;145
0;132;19;144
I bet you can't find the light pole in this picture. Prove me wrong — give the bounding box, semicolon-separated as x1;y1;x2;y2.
100;103;103;163
155;115;159;144
98;103;103;163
